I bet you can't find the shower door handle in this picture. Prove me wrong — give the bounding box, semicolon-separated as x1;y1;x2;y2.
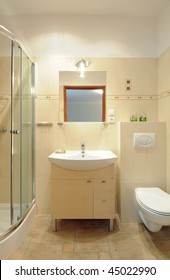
0;127;7;133
10;129;20;135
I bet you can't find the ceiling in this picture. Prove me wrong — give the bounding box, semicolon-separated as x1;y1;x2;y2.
0;0;169;16
0;0;170;57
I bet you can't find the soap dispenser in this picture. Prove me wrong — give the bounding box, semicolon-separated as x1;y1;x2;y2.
108;109;115;123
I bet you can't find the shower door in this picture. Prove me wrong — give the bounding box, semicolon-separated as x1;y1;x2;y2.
21;51;34;214
11;43;35;223
0;32;12;233
11;42;21;224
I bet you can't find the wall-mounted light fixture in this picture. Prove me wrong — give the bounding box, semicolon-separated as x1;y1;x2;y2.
76;59;91;78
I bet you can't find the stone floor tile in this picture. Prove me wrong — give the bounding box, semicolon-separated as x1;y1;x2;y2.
6;215;170;260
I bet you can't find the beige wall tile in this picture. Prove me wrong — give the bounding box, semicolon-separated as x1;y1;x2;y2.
158;47;170;193
35;137;51;176
35;176;51;214
35;57;50;95
119;122;166;222
157;47;170;93
32;55;167;216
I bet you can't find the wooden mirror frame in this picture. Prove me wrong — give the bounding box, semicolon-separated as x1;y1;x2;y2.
64;85;106;122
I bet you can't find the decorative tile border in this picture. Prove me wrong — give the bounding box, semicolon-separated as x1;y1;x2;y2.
35;92;170;101
35;95;59;100
107;95;158;101
108;92;170;101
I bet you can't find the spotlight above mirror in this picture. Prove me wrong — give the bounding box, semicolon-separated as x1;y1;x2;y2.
75;59;91;78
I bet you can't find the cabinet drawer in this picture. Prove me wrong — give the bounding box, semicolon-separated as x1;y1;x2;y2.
94;179;114;199
94;199;115;218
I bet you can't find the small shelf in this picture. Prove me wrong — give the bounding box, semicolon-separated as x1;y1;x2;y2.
57;122;114;126
37;122;53;127
57;122;64;126
102;122;115;126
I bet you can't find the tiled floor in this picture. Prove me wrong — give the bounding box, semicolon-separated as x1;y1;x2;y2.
7;215;170;260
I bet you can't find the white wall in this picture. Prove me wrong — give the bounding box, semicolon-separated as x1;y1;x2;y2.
0;15;157;57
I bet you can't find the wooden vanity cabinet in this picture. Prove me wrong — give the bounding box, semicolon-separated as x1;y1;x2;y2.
51;164;116;231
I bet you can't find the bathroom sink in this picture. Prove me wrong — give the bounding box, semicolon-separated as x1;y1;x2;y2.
48;150;117;170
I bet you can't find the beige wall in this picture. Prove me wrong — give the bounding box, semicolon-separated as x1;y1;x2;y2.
0;57;11;203
118;122;166;222
35;56;159;214
157;47;170;193
0;96;11;203
1;54;168;220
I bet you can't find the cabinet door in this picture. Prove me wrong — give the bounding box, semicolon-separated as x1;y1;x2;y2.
94;200;115;218
51;179;93;219
94;179;114;200
94;179;115;218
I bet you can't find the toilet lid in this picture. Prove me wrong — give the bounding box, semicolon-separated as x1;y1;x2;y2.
135;188;170;215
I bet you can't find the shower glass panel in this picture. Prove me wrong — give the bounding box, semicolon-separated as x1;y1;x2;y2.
0;32;11;233
0;25;35;238
21;52;34;215
11;42;21;224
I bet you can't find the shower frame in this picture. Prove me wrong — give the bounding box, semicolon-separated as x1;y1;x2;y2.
0;25;35;239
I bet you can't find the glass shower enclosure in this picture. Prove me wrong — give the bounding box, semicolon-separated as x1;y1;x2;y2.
0;26;35;237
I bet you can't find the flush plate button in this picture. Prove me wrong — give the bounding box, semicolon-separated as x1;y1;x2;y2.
134;133;155;148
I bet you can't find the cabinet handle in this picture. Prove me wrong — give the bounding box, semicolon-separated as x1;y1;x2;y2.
101;180;106;183
87;180;92;183
101;200;107;202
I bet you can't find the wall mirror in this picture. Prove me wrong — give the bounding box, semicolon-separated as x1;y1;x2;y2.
59;71;107;122
64;86;105;122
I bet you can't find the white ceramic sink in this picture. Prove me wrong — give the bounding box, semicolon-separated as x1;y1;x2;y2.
48;150;117;171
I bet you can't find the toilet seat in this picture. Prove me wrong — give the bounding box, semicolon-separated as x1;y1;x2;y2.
135;188;170;216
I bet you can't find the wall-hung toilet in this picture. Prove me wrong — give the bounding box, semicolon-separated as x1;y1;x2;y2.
135;188;170;232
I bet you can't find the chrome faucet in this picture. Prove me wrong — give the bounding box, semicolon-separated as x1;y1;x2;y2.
80;141;85;155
